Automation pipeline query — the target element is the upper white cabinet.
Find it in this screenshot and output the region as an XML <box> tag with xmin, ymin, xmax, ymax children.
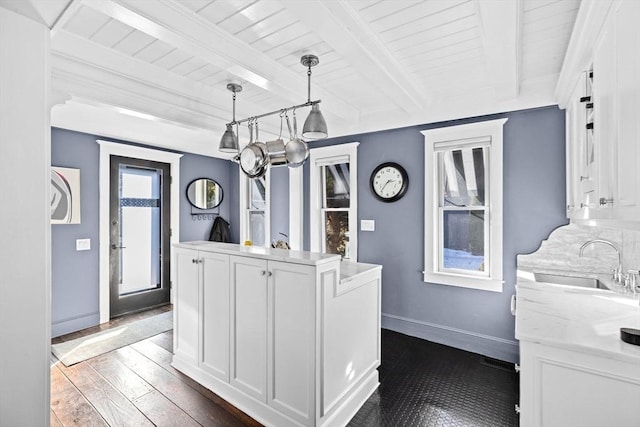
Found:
<box><xmin>612</xmin><ymin>0</ymin><xmax>640</xmax><ymax>216</ymax></box>
<box><xmin>564</xmin><ymin>0</ymin><xmax>640</xmax><ymax>223</ymax></box>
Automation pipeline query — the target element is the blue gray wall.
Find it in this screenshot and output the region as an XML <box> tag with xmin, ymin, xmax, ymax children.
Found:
<box><xmin>52</xmin><ymin>105</ymin><xmax>567</xmax><ymax>360</ymax></box>
<box><xmin>297</xmin><ymin>106</ymin><xmax>567</xmax><ymax>362</ymax></box>
<box><xmin>51</xmin><ymin>128</ymin><xmax>234</xmax><ymax>337</ymax></box>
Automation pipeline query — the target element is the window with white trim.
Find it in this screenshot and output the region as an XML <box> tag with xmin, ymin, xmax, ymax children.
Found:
<box><xmin>239</xmin><ymin>170</ymin><xmax>270</xmax><ymax>247</ymax></box>
<box><xmin>309</xmin><ymin>143</ymin><xmax>358</xmax><ymax>260</ymax></box>
<box><xmin>422</xmin><ymin>119</ymin><xmax>507</xmax><ymax>292</ymax></box>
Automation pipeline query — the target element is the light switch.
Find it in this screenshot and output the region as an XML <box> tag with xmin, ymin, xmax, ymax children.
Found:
<box><xmin>76</xmin><ymin>238</ymin><xmax>91</xmax><ymax>251</ymax></box>
<box><xmin>361</xmin><ymin>220</ymin><xmax>375</xmax><ymax>231</ymax></box>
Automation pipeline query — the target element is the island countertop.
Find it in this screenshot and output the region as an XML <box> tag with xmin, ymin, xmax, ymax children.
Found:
<box><xmin>175</xmin><ymin>241</ymin><xmax>341</xmax><ymax>266</ymax></box>
<box><xmin>516</xmin><ymin>278</ymin><xmax>640</xmax><ymax>364</ymax></box>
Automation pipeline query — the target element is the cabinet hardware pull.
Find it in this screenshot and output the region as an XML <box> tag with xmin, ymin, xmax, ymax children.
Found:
<box><xmin>599</xmin><ymin>197</ymin><xmax>613</xmax><ymax>206</ymax></box>
<box><xmin>268</xmin><ymin>271</ymin><xmax>273</xmax><ymax>277</ymax></box>
<box><xmin>192</xmin><ymin>259</ymin><xmax>196</xmax><ymax>263</ymax></box>
<box><xmin>260</xmin><ymin>270</ymin><xmax>266</xmax><ymax>276</ymax></box>
<box><xmin>580</xmin><ymin>96</ymin><xmax>591</xmax><ymax>102</ymax></box>
<box><xmin>586</xmin><ymin>122</ymin><xmax>594</xmax><ymax>130</ymax></box>
<box><xmin>515</xmin><ymin>363</ymin><xmax>520</xmax><ymax>373</ymax></box>
<box><xmin>579</xmin><ymin>176</ymin><xmax>589</xmax><ymax>181</ymax></box>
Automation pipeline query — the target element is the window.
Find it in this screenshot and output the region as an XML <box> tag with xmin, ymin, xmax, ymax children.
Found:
<box><xmin>239</xmin><ymin>170</ymin><xmax>270</xmax><ymax>247</ymax></box>
<box><xmin>309</xmin><ymin>143</ymin><xmax>358</xmax><ymax>260</ymax></box>
<box><xmin>422</xmin><ymin>119</ymin><xmax>507</xmax><ymax>292</ymax></box>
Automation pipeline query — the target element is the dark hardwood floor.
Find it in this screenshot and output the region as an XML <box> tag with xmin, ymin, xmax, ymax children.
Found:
<box><xmin>52</xmin><ymin>307</ymin><xmax>519</xmax><ymax>427</ymax></box>
<box><xmin>50</xmin><ymin>306</ymin><xmax>261</xmax><ymax>427</ymax></box>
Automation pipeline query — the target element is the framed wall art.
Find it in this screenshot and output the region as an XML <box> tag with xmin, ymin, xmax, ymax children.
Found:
<box><xmin>51</xmin><ymin>167</ymin><xmax>81</xmax><ymax>224</ymax></box>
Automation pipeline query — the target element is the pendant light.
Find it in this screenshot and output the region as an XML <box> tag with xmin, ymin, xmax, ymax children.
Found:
<box><xmin>301</xmin><ymin>55</ymin><xmax>328</xmax><ymax>140</ymax></box>
<box><xmin>218</xmin><ymin>83</ymin><xmax>242</xmax><ymax>152</ymax></box>
<box><xmin>218</xmin><ymin>54</ymin><xmax>328</xmax><ymax>175</ymax></box>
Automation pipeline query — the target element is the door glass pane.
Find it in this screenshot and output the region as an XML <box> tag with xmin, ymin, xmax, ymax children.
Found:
<box><xmin>442</xmin><ymin>210</ymin><xmax>485</xmax><ymax>272</ymax></box>
<box><xmin>323</xmin><ymin>163</ymin><xmax>350</xmax><ymax>208</ymax></box>
<box><xmin>324</xmin><ymin>211</ymin><xmax>350</xmax><ymax>258</ymax></box>
<box><xmin>441</xmin><ymin>147</ymin><xmax>485</xmax><ymax>207</ymax></box>
<box><xmin>119</xmin><ymin>166</ymin><xmax>161</xmax><ymax>295</ymax></box>
<box><xmin>250</xmin><ymin>211</ymin><xmax>265</xmax><ymax>247</ymax></box>
<box><xmin>250</xmin><ymin>177</ymin><xmax>266</xmax><ymax>210</ymax></box>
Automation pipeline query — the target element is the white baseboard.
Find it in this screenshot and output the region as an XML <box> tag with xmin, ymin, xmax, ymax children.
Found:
<box><xmin>51</xmin><ymin>312</ymin><xmax>100</xmax><ymax>338</ymax></box>
<box><xmin>381</xmin><ymin>312</ymin><xmax>519</xmax><ymax>363</ymax></box>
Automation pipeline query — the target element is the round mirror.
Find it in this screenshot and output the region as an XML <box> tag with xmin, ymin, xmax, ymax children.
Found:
<box><xmin>186</xmin><ymin>178</ymin><xmax>223</xmax><ymax>209</ymax></box>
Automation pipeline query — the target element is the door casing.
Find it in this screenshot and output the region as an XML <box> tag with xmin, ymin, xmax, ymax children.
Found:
<box><xmin>98</xmin><ymin>140</ymin><xmax>182</xmax><ymax>323</ymax></box>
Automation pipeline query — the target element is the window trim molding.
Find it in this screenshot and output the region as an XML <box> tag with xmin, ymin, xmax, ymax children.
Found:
<box><xmin>309</xmin><ymin>142</ymin><xmax>359</xmax><ymax>261</ymax></box>
<box><xmin>239</xmin><ymin>167</ymin><xmax>270</xmax><ymax>247</ymax></box>
<box><xmin>422</xmin><ymin>119</ymin><xmax>507</xmax><ymax>292</ymax></box>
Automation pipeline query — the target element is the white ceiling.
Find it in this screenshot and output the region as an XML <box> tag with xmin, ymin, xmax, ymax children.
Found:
<box><xmin>13</xmin><ymin>0</ymin><xmax>581</xmax><ymax>157</ymax></box>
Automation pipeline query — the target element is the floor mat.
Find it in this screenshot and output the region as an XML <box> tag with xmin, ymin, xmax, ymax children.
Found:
<box><xmin>51</xmin><ymin>311</ymin><xmax>173</xmax><ymax>366</ymax></box>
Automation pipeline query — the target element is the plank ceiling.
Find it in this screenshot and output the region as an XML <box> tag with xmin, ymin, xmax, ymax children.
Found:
<box><xmin>21</xmin><ymin>0</ymin><xmax>582</xmax><ymax>156</ymax></box>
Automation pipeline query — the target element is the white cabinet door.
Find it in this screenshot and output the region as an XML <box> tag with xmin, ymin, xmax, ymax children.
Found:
<box><xmin>230</xmin><ymin>255</ymin><xmax>268</xmax><ymax>402</ymax></box>
<box><xmin>565</xmin><ymin>72</ymin><xmax>591</xmax><ymax>219</ymax></box>
<box><xmin>592</xmin><ymin>17</ymin><xmax>616</xmax><ymax>211</ymax></box>
<box><xmin>267</xmin><ymin>261</ymin><xmax>315</xmax><ymax>424</ymax></box>
<box><xmin>174</xmin><ymin>247</ymin><xmax>199</xmax><ymax>364</ymax></box>
<box><xmin>613</xmin><ymin>0</ymin><xmax>640</xmax><ymax>216</ymax></box>
<box><xmin>520</xmin><ymin>341</ymin><xmax>640</xmax><ymax>427</ymax></box>
<box><xmin>200</xmin><ymin>252</ymin><xmax>230</xmax><ymax>381</ymax></box>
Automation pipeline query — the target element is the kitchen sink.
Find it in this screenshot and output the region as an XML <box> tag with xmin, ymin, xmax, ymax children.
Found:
<box><xmin>533</xmin><ymin>272</ymin><xmax>609</xmax><ymax>290</ymax></box>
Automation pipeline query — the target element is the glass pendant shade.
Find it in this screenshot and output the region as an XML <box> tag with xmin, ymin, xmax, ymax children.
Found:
<box><xmin>302</xmin><ymin>104</ymin><xmax>328</xmax><ymax>140</ymax></box>
<box><xmin>219</xmin><ymin>124</ymin><xmax>239</xmax><ymax>152</ymax></box>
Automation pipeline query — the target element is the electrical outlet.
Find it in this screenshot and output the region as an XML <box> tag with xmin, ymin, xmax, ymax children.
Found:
<box><xmin>76</xmin><ymin>238</ymin><xmax>91</xmax><ymax>251</ymax></box>
<box><xmin>361</xmin><ymin>220</ymin><xmax>375</xmax><ymax>231</ymax></box>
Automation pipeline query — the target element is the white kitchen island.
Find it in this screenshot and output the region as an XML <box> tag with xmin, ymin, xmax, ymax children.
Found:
<box><xmin>172</xmin><ymin>241</ymin><xmax>382</xmax><ymax>427</ymax></box>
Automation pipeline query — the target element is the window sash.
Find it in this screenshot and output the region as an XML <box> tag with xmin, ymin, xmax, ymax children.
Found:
<box><xmin>437</xmin><ymin>207</ymin><xmax>490</xmax><ymax>277</ymax></box>
<box><xmin>437</xmin><ymin>144</ymin><xmax>490</xmax><ymax>277</ymax></box>
<box><xmin>321</xmin><ymin>208</ymin><xmax>350</xmax><ymax>257</ymax></box>
<box><xmin>239</xmin><ymin>169</ymin><xmax>270</xmax><ymax>247</ymax></box>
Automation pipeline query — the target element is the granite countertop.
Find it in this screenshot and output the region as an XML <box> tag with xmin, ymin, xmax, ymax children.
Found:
<box><xmin>175</xmin><ymin>241</ymin><xmax>341</xmax><ymax>266</ymax></box>
<box><xmin>516</xmin><ymin>278</ymin><xmax>640</xmax><ymax>363</ymax></box>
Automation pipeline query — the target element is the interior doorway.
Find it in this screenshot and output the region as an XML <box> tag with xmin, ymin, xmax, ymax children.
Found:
<box><xmin>109</xmin><ymin>156</ymin><xmax>171</xmax><ymax>318</ymax></box>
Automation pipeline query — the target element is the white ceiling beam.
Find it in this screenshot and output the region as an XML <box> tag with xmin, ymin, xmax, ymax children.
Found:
<box><xmin>280</xmin><ymin>0</ymin><xmax>429</xmax><ymax>113</ymax></box>
<box><xmin>50</xmin><ymin>0</ymin><xmax>81</xmax><ymax>36</ymax></box>
<box><xmin>80</xmin><ymin>0</ymin><xmax>358</xmax><ymax>126</ymax></box>
<box><xmin>475</xmin><ymin>0</ymin><xmax>522</xmax><ymax>101</ymax></box>
<box><xmin>51</xmin><ymin>29</ymin><xmax>283</xmax><ymax>137</ymax></box>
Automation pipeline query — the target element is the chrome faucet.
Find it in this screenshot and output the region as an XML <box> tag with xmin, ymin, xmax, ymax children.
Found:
<box><xmin>579</xmin><ymin>239</ymin><xmax>623</xmax><ymax>284</ymax></box>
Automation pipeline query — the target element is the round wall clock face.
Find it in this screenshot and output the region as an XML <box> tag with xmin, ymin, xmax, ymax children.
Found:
<box><xmin>370</xmin><ymin>162</ymin><xmax>409</xmax><ymax>202</ymax></box>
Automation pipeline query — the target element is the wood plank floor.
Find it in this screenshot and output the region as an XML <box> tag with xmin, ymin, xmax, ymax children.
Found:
<box><xmin>51</xmin><ymin>306</ymin><xmax>261</xmax><ymax>427</ymax></box>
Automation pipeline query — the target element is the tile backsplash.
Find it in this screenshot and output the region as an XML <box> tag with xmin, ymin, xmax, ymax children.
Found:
<box><xmin>517</xmin><ymin>223</ymin><xmax>640</xmax><ymax>275</ymax></box>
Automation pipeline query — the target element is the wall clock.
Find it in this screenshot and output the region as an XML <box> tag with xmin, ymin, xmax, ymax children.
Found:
<box><xmin>370</xmin><ymin>162</ymin><xmax>409</xmax><ymax>202</ymax></box>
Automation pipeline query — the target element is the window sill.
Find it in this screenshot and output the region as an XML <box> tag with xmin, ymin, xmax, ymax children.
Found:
<box><xmin>423</xmin><ymin>272</ymin><xmax>503</xmax><ymax>292</ymax></box>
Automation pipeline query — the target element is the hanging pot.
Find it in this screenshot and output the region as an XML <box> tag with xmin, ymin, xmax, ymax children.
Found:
<box><xmin>239</xmin><ymin>143</ymin><xmax>268</xmax><ymax>178</ymax></box>
<box><xmin>239</xmin><ymin>120</ymin><xmax>269</xmax><ymax>178</ymax></box>
<box><xmin>266</xmin><ymin>139</ymin><xmax>287</xmax><ymax>167</ymax></box>
<box><xmin>285</xmin><ymin>113</ymin><xmax>309</xmax><ymax>168</ymax></box>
